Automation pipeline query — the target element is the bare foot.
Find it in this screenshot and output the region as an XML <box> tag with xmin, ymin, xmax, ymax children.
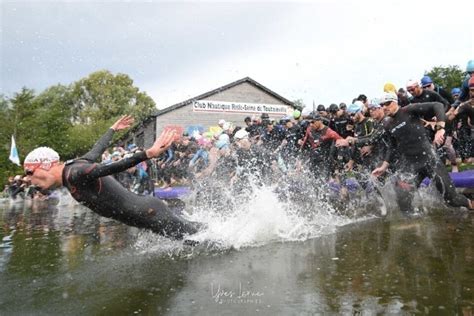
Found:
<box><xmin>451</xmin><ymin>165</ymin><xmax>459</xmax><ymax>173</ymax></box>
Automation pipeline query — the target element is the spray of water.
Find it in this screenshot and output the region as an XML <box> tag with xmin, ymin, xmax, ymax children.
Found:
<box><xmin>134</xmin><ymin>169</ymin><xmax>382</xmax><ymax>255</ymax></box>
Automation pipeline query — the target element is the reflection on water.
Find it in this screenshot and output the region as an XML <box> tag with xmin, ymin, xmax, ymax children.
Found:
<box><xmin>0</xmin><ymin>199</ymin><xmax>473</xmax><ymax>315</ymax></box>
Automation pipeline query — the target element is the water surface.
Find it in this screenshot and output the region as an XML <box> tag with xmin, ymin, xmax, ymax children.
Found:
<box><xmin>0</xmin><ymin>198</ymin><xmax>473</xmax><ymax>315</ymax></box>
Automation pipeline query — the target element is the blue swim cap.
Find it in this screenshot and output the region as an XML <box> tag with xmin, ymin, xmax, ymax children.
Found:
<box><xmin>421</xmin><ymin>75</ymin><xmax>433</xmax><ymax>87</ymax></box>
<box><xmin>347</xmin><ymin>102</ymin><xmax>363</xmax><ymax>114</ymax></box>
<box><xmin>451</xmin><ymin>87</ymin><xmax>461</xmax><ymax>95</ymax></box>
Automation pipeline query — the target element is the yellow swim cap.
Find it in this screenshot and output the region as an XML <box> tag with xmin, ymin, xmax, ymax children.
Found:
<box><xmin>383</xmin><ymin>82</ymin><xmax>397</xmax><ymax>93</ymax></box>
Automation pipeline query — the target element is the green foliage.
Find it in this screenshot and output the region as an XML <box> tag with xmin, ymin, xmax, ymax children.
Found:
<box><xmin>0</xmin><ymin>70</ymin><xmax>158</xmax><ymax>186</ymax></box>
<box><xmin>292</xmin><ymin>99</ymin><xmax>305</xmax><ymax>111</ymax></box>
<box><xmin>32</xmin><ymin>85</ymin><xmax>75</xmax><ymax>158</ymax></box>
<box><xmin>70</xmin><ymin>70</ymin><xmax>156</xmax><ymax>123</ymax></box>
<box><xmin>0</xmin><ymin>93</ymin><xmax>24</xmax><ymax>183</ymax></box>
<box><xmin>425</xmin><ymin>65</ymin><xmax>465</xmax><ymax>92</ymax></box>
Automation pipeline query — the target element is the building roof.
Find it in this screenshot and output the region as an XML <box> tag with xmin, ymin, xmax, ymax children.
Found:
<box><xmin>152</xmin><ymin>76</ymin><xmax>294</xmax><ymax>118</ymax></box>
<box><xmin>121</xmin><ymin>76</ymin><xmax>294</xmax><ymax>139</ymax></box>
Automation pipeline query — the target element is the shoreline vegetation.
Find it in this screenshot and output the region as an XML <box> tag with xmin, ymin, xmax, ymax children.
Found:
<box><xmin>0</xmin><ymin>65</ymin><xmax>468</xmax><ymax>185</ymax></box>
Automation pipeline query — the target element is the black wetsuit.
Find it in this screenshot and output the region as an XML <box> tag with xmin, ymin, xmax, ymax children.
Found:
<box><xmin>330</xmin><ymin>115</ymin><xmax>352</xmax><ymax>138</ymax></box>
<box><xmin>351</xmin><ymin>119</ymin><xmax>391</xmax><ymax>170</ymax></box>
<box><xmin>457</xmin><ymin>99</ymin><xmax>474</xmax><ymax>122</ymax></box>
<box><xmin>410</xmin><ymin>90</ymin><xmax>450</xmax><ymax>110</ymax></box>
<box><xmin>435</xmin><ymin>85</ymin><xmax>455</xmax><ymax>105</ymax></box>
<box><xmin>383</xmin><ymin>102</ymin><xmax>469</xmax><ymax>208</ymax></box>
<box><xmin>62</xmin><ymin>128</ymin><xmax>199</xmax><ymax>239</ymax></box>
<box><xmin>456</xmin><ymin>100</ymin><xmax>474</xmax><ymax>159</ymax></box>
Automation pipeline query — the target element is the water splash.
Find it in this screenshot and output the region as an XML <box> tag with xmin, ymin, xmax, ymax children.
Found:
<box><xmin>134</xmin><ymin>179</ymin><xmax>368</xmax><ymax>255</ymax></box>
<box><xmin>184</xmin><ymin>185</ymin><xmax>353</xmax><ymax>249</ymax></box>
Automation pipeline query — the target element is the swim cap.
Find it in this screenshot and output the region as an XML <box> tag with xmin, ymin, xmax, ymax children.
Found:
<box><xmin>234</xmin><ymin>129</ymin><xmax>249</xmax><ymax>140</ymax></box>
<box><xmin>24</xmin><ymin>147</ymin><xmax>60</xmax><ymax>171</ymax></box>
<box><xmin>328</xmin><ymin>103</ymin><xmax>339</xmax><ymax>113</ymax></box>
<box><xmin>308</xmin><ymin>112</ymin><xmax>322</xmax><ymax>121</ymax></box>
<box><xmin>347</xmin><ymin>103</ymin><xmax>363</xmax><ymax>114</ymax></box>
<box><xmin>293</xmin><ymin>110</ymin><xmax>301</xmax><ymax>119</ymax></box>
<box><xmin>279</xmin><ymin>116</ymin><xmax>292</xmax><ymax>125</ymax></box>
<box><xmin>222</xmin><ymin>122</ymin><xmax>231</xmax><ymax>131</ymax></box>
<box><xmin>197</xmin><ymin>137</ymin><xmax>212</xmax><ymax>146</ymax></box>
<box><xmin>466</xmin><ymin>60</ymin><xmax>474</xmax><ymax>73</ymax></box>
<box><xmin>451</xmin><ymin>87</ymin><xmax>461</xmax><ymax>95</ymax></box>
<box><xmin>368</xmin><ymin>98</ymin><xmax>381</xmax><ymax>109</ymax></box>
<box><xmin>379</xmin><ymin>92</ymin><xmax>398</xmax><ymax>104</ymax></box>
<box><xmin>421</xmin><ymin>75</ymin><xmax>433</xmax><ymax>87</ymax></box>
<box><xmin>383</xmin><ymin>82</ymin><xmax>397</xmax><ymax>93</ymax></box>
<box><xmin>215</xmin><ymin>133</ymin><xmax>230</xmax><ymax>149</ymax></box>
<box><xmin>406</xmin><ymin>79</ymin><xmax>419</xmax><ymax>88</ymax></box>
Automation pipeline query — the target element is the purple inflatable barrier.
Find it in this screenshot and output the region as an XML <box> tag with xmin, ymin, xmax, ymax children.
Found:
<box><xmin>155</xmin><ymin>187</ymin><xmax>192</xmax><ymax>199</ymax></box>
<box><xmin>328</xmin><ymin>178</ymin><xmax>361</xmax><ymax>194</ymax></box>
<box><xmin>421</xmin><ymin>170</ymin><xmax>474</xmax><ymax>188</ymax></box>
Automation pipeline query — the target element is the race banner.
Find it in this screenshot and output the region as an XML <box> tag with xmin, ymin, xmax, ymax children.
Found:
<box><xmin>192</xmin><ymin>100</ymin><xmax>291</xmax><ymax>115</ymax></box>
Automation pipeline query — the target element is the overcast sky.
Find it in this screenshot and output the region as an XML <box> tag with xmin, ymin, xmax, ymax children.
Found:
<box><xmin>1</xmin><ymin>0</ymin><xmax>473</xmax><ymax>109</ymax></box>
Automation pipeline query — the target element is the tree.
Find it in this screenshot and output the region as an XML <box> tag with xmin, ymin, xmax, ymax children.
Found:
<box><xmin>8</xmin><ymin>88</ymin><xmax>37</xmax><ymax>155</ymax></box>
<box><xmin>0</xmin><ymin>95</ymin><xmax>17</xmax><ymax>183</ymax></box>
<box><xmin>32</xmin><ymin>85</ymin><xmax>75</xmax><ymax>158</ymax></box>
<box><xmin>0</xmin><ymin>90</ymin><xmax>35</xmax><ymax>184</ymax></box>
<box><xmin>70</xmin><ymin>70</ymin><xmax>156</xmax><ymax>123</ymax></box>
<box><xmin>424</xmin><ymin>65</ymin><xmax>464</xmax><ymax>93</ymax></box>
<box><xmin>292</xmin><ymin>99</ymin><xmax>305</xmax><ymax>111</ymax></box>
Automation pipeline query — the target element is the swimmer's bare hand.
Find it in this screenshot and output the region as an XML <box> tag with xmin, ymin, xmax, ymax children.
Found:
<box><xmin>336</xmin><ymin>139</ymin><xmax>350</xmax><ymax>147</ymax></box>
<box><xmin>111</xmin><ymin>115</ymin><xmax>135</xmax><ymax>131</ymax></box>
<box><xmin>146</xmin><ymin>130</ymin><xmax>176</xmax><ymax>158</ymax></box>
<box><xmin>434</xmin><ymin>129</ymin><xmax>445</xmax><ymax>146</ymax></box>
<box><xmin>371</xmin><ymin>161</ymin><xmax>389</xmax><ymax>177</ymax></box>
<box><xmin>360</xmin><ymin>145</ymin><xmax>372</xmax><ymax>156</ymax></box>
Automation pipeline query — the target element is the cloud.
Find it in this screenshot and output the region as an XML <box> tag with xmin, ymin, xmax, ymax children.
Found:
<box><xmin>1</xmin><ymin>1</ymin><xmax>472</xmax><ymax>109</ymax></box>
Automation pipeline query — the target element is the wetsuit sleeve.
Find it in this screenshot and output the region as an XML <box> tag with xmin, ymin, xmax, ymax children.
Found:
<box><xmin>456</xmin><ymin>101</ymin><xmax>474</xmax><ymax>122</ymax></box>
<box><xmin>439</xmin><ymin>88</ymin><xmax>454</xmax><ymax>105</ymax></box>
<box><xmin>434</xmin><ymin>92</ymin><xmax>450</xmax><ymax>110</ymax></box>
<box><xmin>354</xmin><ymin>123</ymin><xmax>385</xmax><ymax>147</ymax></box>
<box><xmin>81</xmin><ymin>128</ymin><xmax>115</xmax><ymax>162</ymax></box>
<box><xmin>458</xmin><ymin>79</ymin><xmax>470</xmax><ymax>102</ymax></box>
<box><xmin>405</xmin><ymin>102</ymin><xmax>446</xmax><ymax>122</ymax></box>
<box><xmin>83</xmin><ymin>151</ymin><xmax>149</xmax><ymax>180</ymax></box>
<box><xmin>381</xmin><ymin>118</ymin><xmax>396</xmax><ymax>164</ymax></box>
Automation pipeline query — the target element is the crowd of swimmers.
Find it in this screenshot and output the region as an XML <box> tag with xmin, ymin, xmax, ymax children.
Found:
<box><xmin>3</xmin><ymin>63</ymin><xmax>474</xmax><ymax>215</ymax></box>
<box><xmin>99</xmin><ymin>73</ymin><xmax>473</xmax><ymax>204</ymax></box>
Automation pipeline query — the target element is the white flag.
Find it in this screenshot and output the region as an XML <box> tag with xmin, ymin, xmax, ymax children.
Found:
<box><xmin>9</xmin><ymin>135</ymin><xmax>21</xmax><ymax>166</ymax></box>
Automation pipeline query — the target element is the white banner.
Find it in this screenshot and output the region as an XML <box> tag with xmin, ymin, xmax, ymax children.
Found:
<box><xmin>192</xmin><ymin>100</ymin><xmax>291</xmax><ymax>115</ymax></box>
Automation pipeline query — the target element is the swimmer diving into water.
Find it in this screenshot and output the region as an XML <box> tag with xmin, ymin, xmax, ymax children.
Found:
<box><xmin>24</xmin><ymin>115</ymin><xmax>199</xmax><ymax>239</ymax></box>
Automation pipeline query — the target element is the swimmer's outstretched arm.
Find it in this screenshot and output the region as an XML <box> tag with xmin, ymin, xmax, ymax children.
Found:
<box><xmin>81</xmin><ymin>129</ymin><xmax>176</xmax><ymax>180</ymax></box>
<box><xmin>81</xmin><ymin>115</ymin><xmax>135</xmax><ymax>162</ymax></box>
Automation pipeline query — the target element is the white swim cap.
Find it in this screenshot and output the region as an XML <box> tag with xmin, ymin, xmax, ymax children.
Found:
<box><xmin>24</xmin><ymin>147</ymin><xmax>60</xmax><ymax>171</ymax></box>
<box><xmin>234</xmin><ymin>129</ymin><xmax>249</xmax><ymax>140</ymax></box>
